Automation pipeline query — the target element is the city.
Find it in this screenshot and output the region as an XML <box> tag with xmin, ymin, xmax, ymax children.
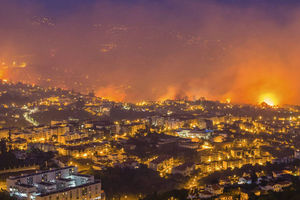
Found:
<box><xmin>1</xmin><ymin>0</ymin><xmax>300</xmax><ymax>200</ymax></box>
<box><xmin>0</xmin><ymin>80</ymin><xmax>300</xmax><ymax>199</ymax></box>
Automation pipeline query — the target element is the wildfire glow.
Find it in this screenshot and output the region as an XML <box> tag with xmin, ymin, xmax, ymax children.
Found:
<box><xmin>0</xmin><ymin>67</ymin><xmax>8</xmax><ymax>81</ymax></box>
<box><xmin>259</xmin><ymin>93</ymin><xmax>278</xmax><ymax>106</ymax></box>
<box><xmin>226</xmin><ymin>98</ymin><xmax>231</xmax><ymax>104</ymax></box>
<box><xmin>95</xmin><ymin>85</ymin><xmax>126</xmax><ymax>102</ymax></box>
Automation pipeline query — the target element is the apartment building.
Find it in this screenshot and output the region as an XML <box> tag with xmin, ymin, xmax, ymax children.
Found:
<box><xmin>7</xmin><ymin>166</ymin><xmax>102</xmax><ymax>200</ymax></box>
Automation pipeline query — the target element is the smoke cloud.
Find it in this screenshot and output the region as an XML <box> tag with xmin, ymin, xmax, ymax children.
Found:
<box><xmin>1</xmin><ymin>0</ymin><xmax>300</xmax><ymax>104</ymax></box>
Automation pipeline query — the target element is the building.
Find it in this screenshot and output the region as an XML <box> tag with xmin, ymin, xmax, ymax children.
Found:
<box><xmin>57</xmin><ymin>131</ymin><xmax>89</xmax><ymax>145</ymax></box>
<box><xmin>0</xmin><ymin>128</ymin><xmax>9</xmax><ymax>139</ymax></box>
<box><xmin>206</xmin><ymin>184</ymin><xmax>224</xmax><ymax>195</ymax></box>
<box><xmin>149</xmin><ymin>156</ymin><xmax>174</xmax><ymax>171</ymax></box>
<box><xmin>7</xmin><ymin>166</ymin><xmax>102</xmax><ymax>200</ymax></box>
<box><xmin>120</xmin><ymin>122</ymin><xmax>145</xmax><ymax>136</ymax></box>
<box><xmin>175</xmin><ymin>128</ymin><xmax>213</xmax><ymax>140</ymax></box>
<box><xmin>294</xmin><ymin>150</ymin><xmax>300</xmax><ymax>159</ymax></box>
<box><xmin>172</xmin><ymin>163</ymin><xmax>195</xmax><ymax>176</ymax></box>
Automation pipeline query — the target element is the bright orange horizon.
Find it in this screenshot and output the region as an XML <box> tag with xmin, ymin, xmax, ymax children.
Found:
<box><xmin>1</xmin><ymin>1</ymin><xmax>300</xmax><ymax>105</ymax></box>
<box><xmin>0</xmin><ymin>75</ymin><xmax>294</xmax><ymax>106</ymax></box>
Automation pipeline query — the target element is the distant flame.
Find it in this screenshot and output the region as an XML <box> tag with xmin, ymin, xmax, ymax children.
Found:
<box><xmin>259</xmin><ymin>93</ymin><xmax>278</xmax><ymax>106</ymax></box>
<box><xmin>0</xmin><ymin>67</ymin><xmax>8</xmax><ymax>81</ymax></box>
<box><xmin>96</xmin><ymin>85</ymin><xmax>126</xmax><ymax>102</ymax></box>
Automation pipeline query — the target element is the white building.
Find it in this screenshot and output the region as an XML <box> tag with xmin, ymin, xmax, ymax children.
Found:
<box><xmin>7</xmin><ymin>166</ymin><xmax>102</xmax><ymax>200</ymax></box>
<box><xmin>176</xmin><ymin>128</ymin><xmax>212</xmax><ymax>140</ymax></box>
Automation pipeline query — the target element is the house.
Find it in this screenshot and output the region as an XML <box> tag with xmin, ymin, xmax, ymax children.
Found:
<box><xmin>215</xmin><ymin>194</ymin><xmax>233</xmax><ymax>200</ymax></box>
<box><xmin>277</xmin><ymin>181</ymin><xmax>292</xmax><ymax>189</ymax></box>
<box><xmin>172</xmin><ymin>163</ymin><xmax>195</xmax><ymax>176</ymax></box>
<box><xmin>178</xmin><ymin>140</ymin><xmax>199</xmax><ymax>149</ymax></box>
<box><xmin>260</xmin><ymin>181</ymin><xmax>291</xmax><ymax>192</ymax></box>
<box><xmin>198</xmin><ymin>191</ymin><xmax>214</xmax><ymax>199</ymax></box>
<box><xmin>238</xmin><ymin>177</ymin><xmax>252</xmax><ymax>185</ymax></box>
<box><xmin>148</xmin><ymin>156</ymin><xmax>174</xmax><ymax>171</ymax></box>
<box><xmin>206</xmin><ymin>184</ymin><xmax>224</xmax><ymax>195</ymax></box>
<box><xmin>118</xmin><ymin>160</ymin><xmax>139</xmax><ymax>169</ymax></box>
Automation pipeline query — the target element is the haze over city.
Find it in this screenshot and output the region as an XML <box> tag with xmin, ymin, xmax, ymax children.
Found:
<box><xmin>1</xmin><ymin>1</ymin><xmax>300</xmax><ymax>200</ymax></box>
<box><xmin>1</xmin><ymin>0</ymin><xmax>300</xmax><ymax>104</ymax></box>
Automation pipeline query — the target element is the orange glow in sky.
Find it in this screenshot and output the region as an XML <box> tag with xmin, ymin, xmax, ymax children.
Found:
<box><xmin>258</xmin><ymin>93</ymin><xmax>278</xmax><ymax>106</ymax></box>
<box><xmin>0</xmin><ymin>67</ymin><xmax>8</xmax><ymax>81</ymax></box>
<box><xmin>96</xmin><ymin>85</ymin><xmax>126</xmax><ymax>102</ymax></box>
<box><xmin>2</xmin><ymin>1</ymin><xmax>300</xmax><ymax>105</ymax></box>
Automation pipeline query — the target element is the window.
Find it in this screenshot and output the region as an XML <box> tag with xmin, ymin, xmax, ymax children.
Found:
<box><xmin>69</xmin><ymin>168</ymin><xmax>74</xmax><ymax>175</ymax></box>
<box><xmin>82</xmin><ymin>188</ymin><xmax>88</xmax><ymax>196</ymax></box>
<box><xmin>42</xmin><ymin>174</ymin><xmax>48</xmax><ymax>182</ymax></box>
<box><xmin>27</xmin><ymin>177</ymin><xmax>33</xmax><ymax>185</ymax></box>
<box><xmin>55</xmin><ymin>171</ymin><xmax>62</xmax><ymax>179</ymax></box>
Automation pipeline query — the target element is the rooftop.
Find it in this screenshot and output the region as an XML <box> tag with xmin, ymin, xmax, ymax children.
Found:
<box><xmin>8</xmin><ymin>166</ymin><xmax>75</xmax><ymax>180</ymax></box>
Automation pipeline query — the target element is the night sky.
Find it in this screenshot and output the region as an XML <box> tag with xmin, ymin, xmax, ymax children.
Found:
<box><xmin>1</xmin><ymin>0</ymin><xmax>300</xmax><ymax>104</ymax></box>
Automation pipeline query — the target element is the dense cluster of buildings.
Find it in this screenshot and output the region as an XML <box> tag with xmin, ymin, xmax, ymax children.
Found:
<box><xmin>1</xmin><ymin>82</ymin><xmax>300</xmax><ymax>199</ymax></box>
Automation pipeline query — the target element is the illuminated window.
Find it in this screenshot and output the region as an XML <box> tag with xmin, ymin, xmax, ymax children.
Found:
<box><xmin>69</xmin><ymin>168</ymin><xmax>73</xmax><ymax>175</ymax></box>
<box><xmin>27</xmin><ymin>177</ymin><xmax>33</xmax><ymax>185</ymax></box>
<box><xmin>82</xmin><ymin>188</ymin><xmax>88</xmax><ymax>196</ymax></box>
<box><xmin>55</xmin><ymin>171</ymin><xmax>62</xmax><ymax>179</ymax></box>
<box><xmin>42</xmin><ymin>174</ymin><xmax>48</xmax><ymax>182</ymax></box>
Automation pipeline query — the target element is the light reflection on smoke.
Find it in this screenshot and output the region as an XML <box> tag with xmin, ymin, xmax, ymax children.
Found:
<box><xmin>0</xmin><ymin>0</ymin><xmax>299</xmax><ymax>104</ymax></box>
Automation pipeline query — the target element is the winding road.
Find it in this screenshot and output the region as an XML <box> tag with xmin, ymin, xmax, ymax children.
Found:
<box><xmin>23</xmin><ymin>106</ymin><xmax>39</xmax><ymax>126</ymax></box>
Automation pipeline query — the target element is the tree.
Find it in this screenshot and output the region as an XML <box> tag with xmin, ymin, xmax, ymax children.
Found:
<box><xmin>0</xmin><ymin>139</ymin><xmax>7</xmax><ymax>154</ymax></box>
<box><xmin>251</xmin><ymin>171</ymin><xmax>258</xmax><ymax>184</ymax></box>
<box><xmin>0</xmin><ymin>190</ymin><xmax>15</xmax><ymax>200</ymax></box>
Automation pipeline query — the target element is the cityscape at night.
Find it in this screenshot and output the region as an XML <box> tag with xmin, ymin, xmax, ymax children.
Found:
<box><xmin>1</xmin><ymin>0</ymin><xmax>300</xmax><ymax>200</ymax></box>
